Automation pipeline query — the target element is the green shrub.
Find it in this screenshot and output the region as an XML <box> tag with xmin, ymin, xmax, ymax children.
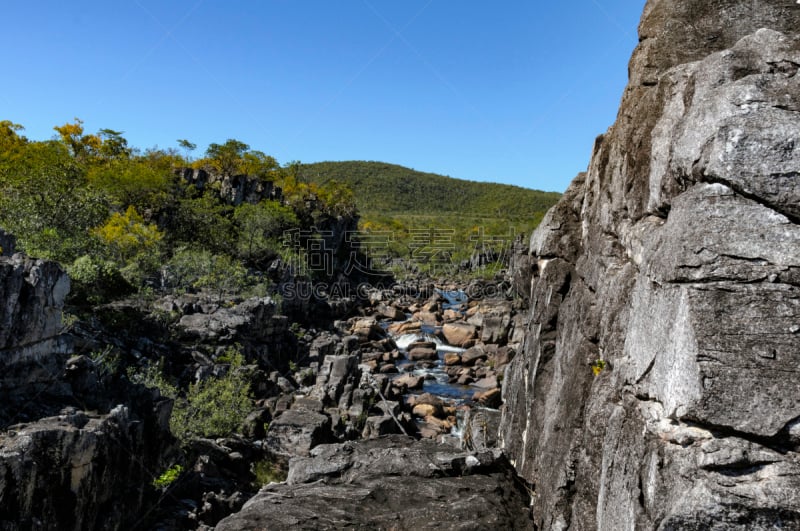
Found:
<box><xmin>166</xmin><ymin>247</ymin><xmax>249</xmax><ymax>300</ymax></box>
<box><xmin>67</xmin><ymin>254</ymin><xmax>134</xmax><ymax>304</ymax></box>
<box><xmin>169</xmin><ymin>349</ymin><xmax>252</xmax><ymax>443</ymax></box>
<box><xmin>152</xmin><ymin>464</ymin><xmax>183</xmax><ymax>489</ymax></box>
<box><xmin>127</xmin><ymin>359</ymin><xmax>179</xmax><ymax>399</ymax></box>
<box><xmin>252</xmin><ymin>459</ymin><xmax>286</xmax><ymax>487</ymax></box>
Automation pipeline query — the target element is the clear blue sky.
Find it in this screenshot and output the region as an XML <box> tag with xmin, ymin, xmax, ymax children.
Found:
<box><xmin>1</xmin><ymin>1</ymin><xmax>646</xmax><ymax>192</ymax></box>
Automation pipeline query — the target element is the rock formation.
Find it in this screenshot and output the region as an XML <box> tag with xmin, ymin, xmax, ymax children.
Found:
<box><xmin>0</xmin><ymin>253</ymin><xmax>175</xmax><ymax>530</ymax></box>
<box><xmin>501</xmin><ymin>0</ymin><xmax>800</xmax><ymax>528</ymax></box>
<box><xmin>215</xmin><ymin>436</ymin><xmax>533</xmax><ymax>530</ymax></box>
<box><xmin>0</xmin><ymin>255</ymin><xmax>71</xmax><ymax>411</ymax></box>
<box><xmin>176</xmin><ymin>168</ymin><xmax>281</xmax><ymax>206</ymax></box>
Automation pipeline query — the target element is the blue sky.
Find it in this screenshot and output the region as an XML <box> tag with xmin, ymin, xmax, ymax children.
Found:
<box><xmin>1</xmin><ymin>1</ymin><xmax>646</xmax><ymax>192</ymax></box>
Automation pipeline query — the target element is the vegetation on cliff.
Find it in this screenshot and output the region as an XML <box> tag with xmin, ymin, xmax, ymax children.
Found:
<box><xmin>0</xmin><ymin>119</ymin><xmax>355</xmax><ymax>303</ymax></box>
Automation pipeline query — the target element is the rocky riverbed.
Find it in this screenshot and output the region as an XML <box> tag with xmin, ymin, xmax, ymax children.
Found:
<box><xmin>0</xmin><ymin>251</ymin><xmax>534</xmax><ymax>529</ymax></box>
<box><xmin>137</xmin><ymin>278</ymin><xmax>535</xmax><ymax>528</ymax></box>
<box><xmin>4</xmin><ymin>1</ymin><xmax>799</xmax><ymax>529</ymax></box>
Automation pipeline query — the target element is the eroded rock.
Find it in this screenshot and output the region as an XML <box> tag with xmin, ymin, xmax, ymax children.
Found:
<box><xmin>215</xmin><ymin>436</ymin><xmax>533</xmax><ymax>530</ymax></box>
<box><xmin>500</xmin><ymin>1</ymin><xmax>800</xmax><ymax>528</ymax></box>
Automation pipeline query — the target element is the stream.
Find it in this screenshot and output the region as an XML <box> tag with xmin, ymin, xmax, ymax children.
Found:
<box><xmin>378</xmin><ymin>289</ymin><xmax>493</xmax><ymax>442</ymax></box>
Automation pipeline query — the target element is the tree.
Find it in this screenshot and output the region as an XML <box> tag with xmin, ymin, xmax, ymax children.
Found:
<box><xmin>172</xmin><ymin>190</ymin><xmax>235</xmax><ymax>254</ymax></box>
<box><xmin>205</xmin><ymin>139</ymin><xmax>250</xmax><ymax>176</ymax></box>
<box><xmin>0</xmin><ymin>140</ymin><xmax>107</xmax><ymax>261</ymax></box>
<box><xmin>53</xmin><ymin>118</ymin><xmax>101</xmax><ymax>162</ymax></box>
<box><xmin>0</xmin><ymin>121</ymin><xmax>27</xmax><ymax>171</ymax></box>
<box><xmin>87</xmin><ymin>158</ymin><xmax>173</xmax><ymax>212</ymax></box>
<box><xmin>233</xmin><ymin>200</ymin><xmax>298</xmax><ymax>265</ymax></box>
<box><xmin>93</xmin><ymin>205</ymin><xmax>164</xmax><ymax>262</ymax></box>
<box><xmin>177</xmin><ymin>139</ymin><xmax>196</xmax><ymax>161</ymax></box>
<box><xmin>97</xmin><ymin>128</ymin><xmax>131</xmax><ymax>159</ymax></box>
<box><xmin>241</xmin><ymin>150</ymin><xmax>279</xmax><ymax>179</ymax></box>
<box><xmin>193</xmin><ymin>254</ymin><xmax>249</xmax><ymax>302</ymax></box>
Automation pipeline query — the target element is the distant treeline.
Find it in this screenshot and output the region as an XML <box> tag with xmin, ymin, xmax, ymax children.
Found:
<box><xmin>298</xmin><ymin>161</ymin><xmax>561</xmax><ymax>218</ymax></box>
<box><xmin>298</xmin><ymin>161</ymin><xmax>561</xmax><ymax>278</ymax></box>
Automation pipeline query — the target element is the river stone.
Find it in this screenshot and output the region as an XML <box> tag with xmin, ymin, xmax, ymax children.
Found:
<box><xmin>443</xmin><ymin>308</ymin><xmax>461</xmax><ymax>321</ymax></box>
<box><xmin>441</xmin><ymin>322</ymin><xmax>477</xmax><ymax>347</ymax></box>
<box><xmin>473</xmin><ymin>388</ymin><xmax>502</xmax><ymax>409</ymax></box>
<box><xmin>413</xmin><ymin>310</ymin><xmax>440</xmax><ymax>325</ymax></box>
<box><xmin>412</xmin><ymin>403</ymin><xmax>440</xmax><ymax>418</ymax></box>
<box><xmin>457</xmin><ymin>373</ymin><xmax>474</xmax><ymax>386</ymax></box>
<box><xmin>387</xmin><ymin>320</ymin><xmax>421</xmax><ymax>334</ymax></box>
<box><xmin>472</xmin><ymin>375</ymin><xmax>498</xmax><ymax>390</ymax></box>
<box><xmin>499</xmin><ymin>2</ymin><xmax>800</xmax><ymax>529</ymax></box>
<box><xmin>350</xmin><ymin>317</ymin><xmax>383</xmax><ymax>340</ymax></box>
<box><xmin>393</xmin><ymin>373</ymin><xmax>425</xmax><ymax>390</ymax></box>
<box><xmin>374</xmin><ymin>302</ymin><xmax>404</xmax><ymax>321</ymax></box>
<box><xmin>444</xmin><ymin>352</ymin><xmax>462</xmax><ymax>365</ymax></box>
<box><xmin>407</xmin><ymin>347</ymin><xmax>438</xmax><ymax>361</ymax></box>
<box><xmin>461</xmin><ymin>345</ymin><xmax>488</xmax><ymax>366</ymax></box>
<box><xmin>408</xmin><ymin>340</ymin><xmax>437</xmax><ymax>350</ymax></box>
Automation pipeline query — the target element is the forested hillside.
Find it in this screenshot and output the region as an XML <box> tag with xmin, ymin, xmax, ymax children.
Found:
<box><xmin>299</xmin><ymin>161</ymin><xmax>560</xmax><ymax>217</ymax></box>
<box><xmin>299</xmin><ymin>161</ymin><xmax>561</xmax><ymax>277</ymax></box>
<box><xmin>0</xmin><ymin>119</ymin><xmax>561</xmax><ymax>290</ymax></box>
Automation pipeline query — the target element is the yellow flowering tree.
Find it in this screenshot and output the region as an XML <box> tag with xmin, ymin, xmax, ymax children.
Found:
<box><xmin>93</xmin><ymin>206</ymin><xmax>163</xmax><ymax>263</ymax></box>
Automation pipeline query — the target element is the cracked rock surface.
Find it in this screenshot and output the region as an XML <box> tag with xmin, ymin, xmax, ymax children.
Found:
<box><xmin>500</xmin><ymin>0</ymin><xmax>800</xmax><ymax>529</ymax></box>
<box><xmin>215</xmin><ymin>435</ymin><xmax>533</xmax><ymax>530</ymax></box>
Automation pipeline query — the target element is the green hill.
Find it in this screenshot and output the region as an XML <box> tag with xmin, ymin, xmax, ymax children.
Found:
<box><xmin>298</xmin><ymin>161</ymin><xmax>560</xmax><ymax>219</ymax></box>
<box><xmin>297</xmin><ymin>161</ymin><xmax>561</xmax><ymax>278</ymax></box>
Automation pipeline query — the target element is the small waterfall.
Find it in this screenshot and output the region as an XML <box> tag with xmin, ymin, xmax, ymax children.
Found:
<box><xmin>394</xmin><ymin>332</ymin><xmax>443</xmax><ymax>351</ymax></box>
<box><xmin>385</xmin><ymin>289</ymin><xmax>474</xmax><ymax>402</ymax></box>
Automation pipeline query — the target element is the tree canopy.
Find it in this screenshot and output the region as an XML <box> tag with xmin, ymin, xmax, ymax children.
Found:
<box><xmin>0</xmin><ymin>119</ymin><xmax>358</xmax><ymax>303</ymax></box>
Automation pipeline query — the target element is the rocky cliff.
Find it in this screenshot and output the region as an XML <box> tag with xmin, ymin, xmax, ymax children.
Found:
<box><xmin>501</xmin><ymin>0</ymin><xmax>800</xmax><ymax>529</ymax></box>
<box><xmin>0</xmin><ymin>253</ymin><xmax>175</xmax><ymax>530</ymax></box>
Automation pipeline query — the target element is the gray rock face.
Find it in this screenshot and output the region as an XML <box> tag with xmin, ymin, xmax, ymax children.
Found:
<box><xmin>0</xmin><ymin>403</ymin><xmax>173</xmax><ymax>531</ymax></box>
<box><xmin>264</xmin><ymin>408</ymin><xmax>333</xmax><ymax>458</ymax></box>
<box><xmin>0</xmin><ymin>251</ymin><xmax>175</xmax><ymax>530</ymax></box>
<box><xmin>177</xmin><ymin>167</ymin><xmax>281</xmax><ymax>206</ymax></box>
<box><xmin>215</xmin><ymin>436</ymin><xmax>533</xmax><ymax>530</ymax></box>
<box><xmin>0</xmin><ymin>255</ymin><xmax>71</xmax><ymax>407</ymax></box>
<box><xmin>176</xmin><ymin>296</ymin><xmax>285</xmax><ymax>343</ymax></box>
<box><xmin>500</xmin><ymin>1</ymin><xmax>800</xmax><ymax>529</ymax></box>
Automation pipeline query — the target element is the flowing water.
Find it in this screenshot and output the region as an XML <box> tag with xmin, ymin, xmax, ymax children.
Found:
<box><xmin>385</xmin><ymin>290</ymin><xmax>476</xmax><ymax>402</ymax></box>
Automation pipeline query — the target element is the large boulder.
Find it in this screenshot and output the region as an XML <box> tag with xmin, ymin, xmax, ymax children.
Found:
<box><xmin>0</xmin><ymin>400</ymin><xmax>174</xmax><ymax>530</ymax></box>
<box><xmin>264</xmin><ymin>408</ymin><xmax>332</xmax><ymax>458</ymax></box>
<box><xmin>215</xmin><ymin>436</ymin><xmax>533</xmax><ymax>530</ymax></box>
<box><xmin>441</xmin><ymin>322</ymin><xmax>477</xmax><ymax>347</ymax></box>
<box><xmin>500</xmin><ymin>1</ymin><xmax>800</xmax><ymax>529</ymax></box>
<box><xmin>310</xmin><ymin>354</ymin><xmax>361</xmax><ymax>407</ymax></box>
<box><xmin>0</xmin><ymin>252</ymin><xmax>177</xmax><ymax>530</ymax></box>
<box><xmin>176</xmin><ymin>296</ymin><xmax>285</xmax><ymax>343</ymax></box>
